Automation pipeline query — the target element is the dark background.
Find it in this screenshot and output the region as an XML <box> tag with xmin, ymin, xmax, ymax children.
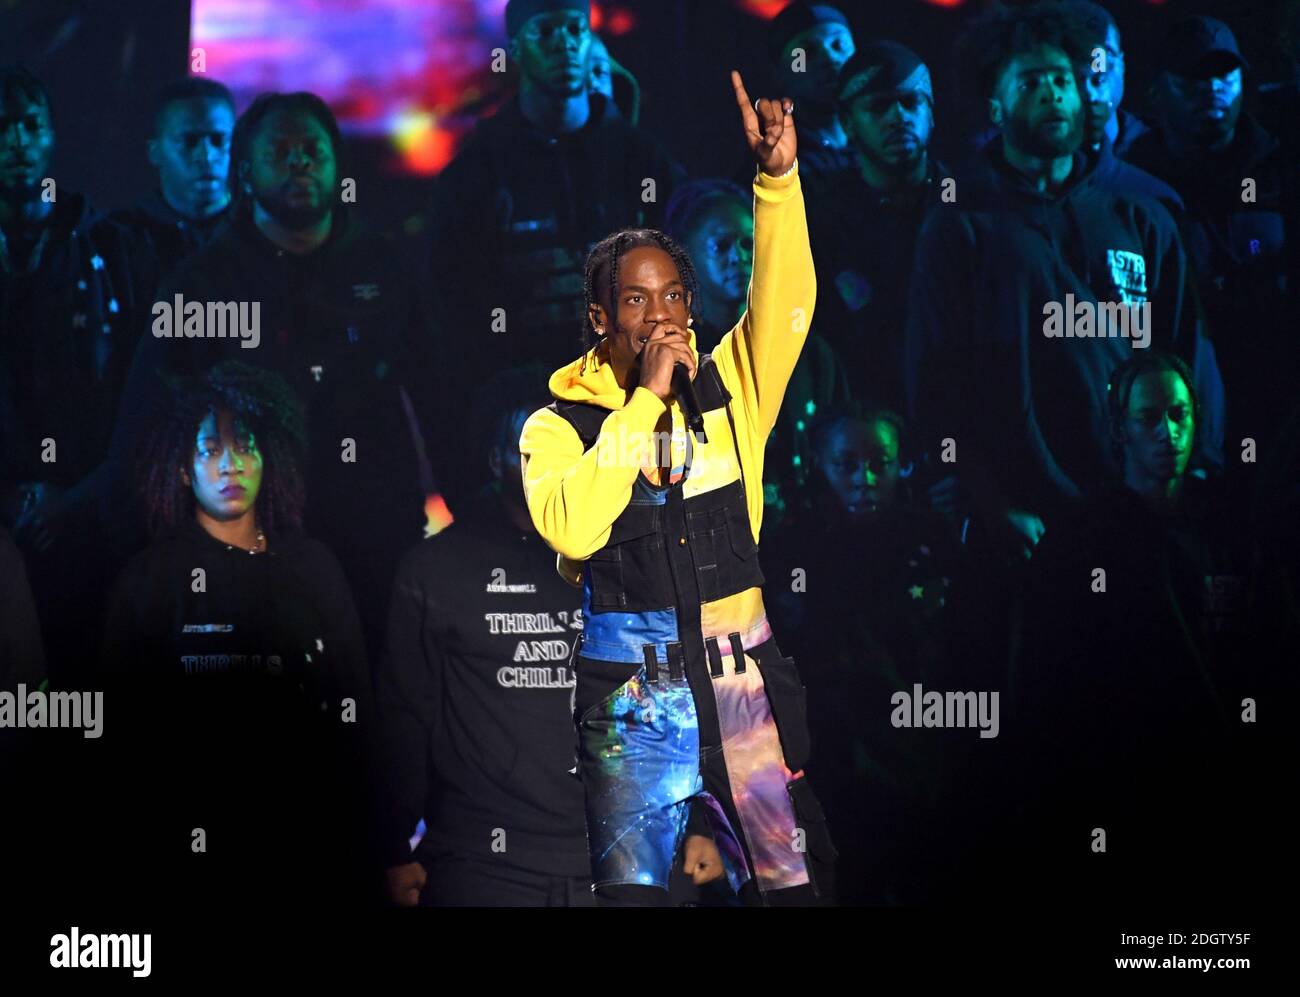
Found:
<box><xmin>2</xmin><ymin>0</ymin><xmax>1295</xmax><ymax>234</ymax></box>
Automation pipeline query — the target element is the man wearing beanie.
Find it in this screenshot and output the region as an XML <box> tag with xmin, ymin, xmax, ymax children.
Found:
<box><xmin>1064</xmin><ymin>0</ymin><xmax>1146</xmax><ymax>157</ymax></box>
<box><xmin>805</xmin><ymin>41</ymin><xmax>946</xmax><ymax>413</ymax></box>
<box><xmin>425</xmin><ymin>0</ymin><xmax>683</xmax><ymax>510</ymax></box>
<box><xmin>766</xmin><ymin>2</ymin><xmax>858</xmax><ymax>184</ymax></box>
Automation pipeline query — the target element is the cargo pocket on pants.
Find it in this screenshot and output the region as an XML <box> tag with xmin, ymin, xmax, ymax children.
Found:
<box><xmin>757</xmin><ymin>653</ymin><xmax>812</xmax><ymax>772</ymax></box>
<box><xmin>788</xmin><ymin>775</ymin><xmax>838</xmax><ymax>898</ymax></box>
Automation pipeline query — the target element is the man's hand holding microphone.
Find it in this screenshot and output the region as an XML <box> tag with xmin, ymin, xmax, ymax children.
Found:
<box><xmin>635</xmin><ymin>322</ymin><xmax>696</xmax><ymax>404</ymax></box>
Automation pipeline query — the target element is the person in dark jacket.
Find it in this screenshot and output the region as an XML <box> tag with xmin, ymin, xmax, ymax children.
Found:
<box><xmin>426</xmin><ymin>0</ymin><xmax>683</xmax><ymax>509</ymax></box>
<box><xmin>1127</xmin><ymin>15</ymin><xmax>1298</xmax><ymax>451</ymax></box>
<box><xmin>108</xmin><ymin>91</ymin><xmax>433</xmax><ymax>658</ymax></box>
<box><xmin>110</xmin><ymin>77</ymin><xmax>235</xmax><ymax>296</ymax></box>
<box><xmin>765</xmin><ymin>2</ymin><xmax>858</xmax><ymax>185</ymax></box>
<box><xmin>764</xmin><ymin>405</ymin><xmax>963</xmax><ymax>905</ymax></box>
<box><xmin>906</xmin><ymin>2</ymin><xmax>1225</xmax><ymax>565</ymax></box>
<box><xmin>99</xmin><ymin>361</ymin><xmax>375</xmax><ymax>908</ymax></box>
<box><xmin>378</xmin><ymin>365</ymin><xmax>596</xmax><ymax>907</ymax></box>
<box><xmin>0</xmin><ymin>65</ymin><xmax>143</xmax><ymax>682</ymax></box>
<box><xmin>586</xmin><ymin>33</ymin><xmax>640</xmax><ymax>126</ymax></box>
<box><xmin>1067</xmin><ymin>0</ymin><xmax>1148</xmax><ymax>158</ymax></box>
<box><xmin>1013</xmin><ymin>351</ymin><xmax>1270</xmax><ymax>905</ymax></box>
<box><xmin>805</xmin><ymin>41</ymin><xmax>946</xmax><ymax>413</ymax></box>
<box><xmin>971</xmin><ymin>1</ymin><xmax>1148</xmax><ymax>161</ymax></box>
<box><xmin>973</xmin><ymin>5</ymin><xmax>1174</xmax><ymax>214</ymax></box>
<box><xmin>664</xmin><ymin>179</ymin><xmax>753</xmax><ymax>354</ymax></box>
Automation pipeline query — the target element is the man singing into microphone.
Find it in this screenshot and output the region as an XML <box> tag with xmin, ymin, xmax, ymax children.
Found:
<box><xmin>520</xmin><ymin>72</ymin><xmax>834</xmax><ymax>906</ymax></box>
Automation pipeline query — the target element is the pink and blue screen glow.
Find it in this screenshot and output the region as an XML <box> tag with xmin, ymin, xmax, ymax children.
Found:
<box><xmin>191</xmin><ymin>0</ymin><xmax>636</xmax><ymax>176</ymax></box>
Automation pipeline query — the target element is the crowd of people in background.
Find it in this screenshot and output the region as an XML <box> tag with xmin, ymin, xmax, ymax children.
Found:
<box><xmin>1</xmin><ymin>0</ymin><xmax>1297</xmax><ymax>907</ymax></box>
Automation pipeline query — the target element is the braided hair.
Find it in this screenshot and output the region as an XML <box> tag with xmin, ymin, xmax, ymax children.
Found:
<box><xmin>1105</xmin><ymin>349</ymin><xmax>1199</xmax><ymax>467</ymax></box>
<box><xmin>137</xmin><ymin>362</ymin><xmax>308</xmax><ymax>538</ymax></box>
<box><xmin>580</xmin><ymin>228</ymin><xmax>702</xmax><ymax>363</ymax></box>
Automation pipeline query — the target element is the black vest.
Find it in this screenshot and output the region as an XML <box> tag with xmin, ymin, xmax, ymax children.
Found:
<box><xmin>548</xmin><ymin>355</ymin><xmax>766</xmax><ymax>618</ymax></box>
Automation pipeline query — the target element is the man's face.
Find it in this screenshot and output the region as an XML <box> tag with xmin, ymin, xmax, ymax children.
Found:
<box><xmin>682</xmin><ymin>199</ymin><xmax>753</xmax><ymax>308</ymax></box>
<box><xmin>780</xmin><ymin>23</ymin><xmax>856</xmax><ymax>101</ymax></box>
<box><xmin>993</xmin><ymin>45</ymin><xmax>1083</xmax><ymax>159</ymax></box>
<box><xmin>516</xmin><ymin>11</ymin><xmax>592</xmax><ymax>97</ymax></box>
<box><xmin>1121</xmin><ymin>370</ymin><xmax>1194</xmax><ymax>484</ymax></box>
<box><xmin>0</xmin><ymin>95</ymin><xmax>54</xmax><ymax>201</ymax></box>
<box><xmin>1155</xmin><ymin>65</ymin><xmax>1243</xmax><ymax>147</ymax></box>
<box><xmin>185</xmin><ymin>408</ymin><xmax>263</xmax><ymax>523</ymax></box>
<box><xmin>842</xmin><ymin>89</ymin><xmax>933</xmax><ymax>172</ymax></box>
<box><xmin>591</xmin><ymin>245</ymin><xmax>693</xmax><ymax>372</ymax></box>
<box><xmin>150</xmin><ymin>97</ymin><xmax>234</xmax><ymax>219</ymax></box>
<box><xmin>816</xmin><ymin>417</ymin><xmax>900</xmax><ymax>519</ymax></box>
<box><xmin>588</xmin><ymin>36</ymin><xmax>613</xmax><ymax>101</ymax></box>
<box><xmin>244</xmin><ymin>108</ymin><xmax>337</xmax><ymax>230</ymax></box>
<box><xmin>1081</xmin><ymin>25</ymin><xmax>1125</xmax><ymax>146</ymax></box>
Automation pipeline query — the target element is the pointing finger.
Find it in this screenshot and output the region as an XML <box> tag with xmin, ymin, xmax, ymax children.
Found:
<box><xmin>732</xmin><ymin>70</ymin><xmax>762</xmax><ymax>141</ymax></box>
<box><xmin>731</xmin><ymin>69</ymin><xmax>753</xmax><ymax>115</ymax></box>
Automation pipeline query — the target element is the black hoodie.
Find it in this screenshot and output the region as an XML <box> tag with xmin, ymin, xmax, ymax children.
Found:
<box><xmin>905</xmin><ymin>143</ymin><xmax>1225</xmax><ymax>522</ymax></box>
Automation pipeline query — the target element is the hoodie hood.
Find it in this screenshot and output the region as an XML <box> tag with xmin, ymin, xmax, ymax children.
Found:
<box><xmin>968</xmin><ymin>142</ymin><xmax>1099</xmax><ymax>207</ymax></box>
<box><xmin>962</xmin><ymin>143</ymin><xmax>1107</xmax><ymax>286</ymax></box>
<box><xmin>548</xmin><ymin>328</ymin><xmax>700</xmax><ymax>410</ymax></box>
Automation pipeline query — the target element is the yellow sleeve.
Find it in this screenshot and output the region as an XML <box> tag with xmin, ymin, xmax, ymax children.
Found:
<box><xmin>520</xmin><ymin>386</ymin><xmax>667</xmax><ymax>560</ymax></box>
<box><xmin>711</xmin><ymin>160</ymin><xmax>816</xmax><ymax>536</ymax></box>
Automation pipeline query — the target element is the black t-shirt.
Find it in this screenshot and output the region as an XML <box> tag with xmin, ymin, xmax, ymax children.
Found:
<box><xmin>98</xmin><ymin>520</ymin><xmax>375</xmax><ymax>902</ymax></box>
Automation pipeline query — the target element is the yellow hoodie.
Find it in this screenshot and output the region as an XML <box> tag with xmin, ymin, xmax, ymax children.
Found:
<box><xmin>520</xmin><ymin>162</ymin><xmax>815</xmax><ymax>592</ymax></box>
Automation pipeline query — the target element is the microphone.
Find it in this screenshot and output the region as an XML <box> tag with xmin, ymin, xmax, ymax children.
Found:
<box><xmin>673</xmin><ymin>362</ymin><xmax>707</xmax><ymax>444</ymax></box>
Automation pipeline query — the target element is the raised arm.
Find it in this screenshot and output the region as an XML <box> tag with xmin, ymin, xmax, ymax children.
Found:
<box><xmin>711</xmin><ymin>72</ymin><xmax>815</xmax><ymax>533</ymax></box>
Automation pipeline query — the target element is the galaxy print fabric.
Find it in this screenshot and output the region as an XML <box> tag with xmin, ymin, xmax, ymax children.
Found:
<box><xmin>577</xmin><ymin>643</ymin><xmax>811</xmax><ymax>895</ymax></box>
<box><xmin>714</xmin><ymin>653</ymin><xmax>810</xmax><ymax>892</ymax></box>
<box><xmin>578</xmin><ymin>669</ymin><xmax>747</xmax><ymax>893</ymax></box>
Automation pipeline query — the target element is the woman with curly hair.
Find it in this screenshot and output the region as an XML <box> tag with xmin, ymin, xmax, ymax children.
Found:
<box><xmin>98</xmin><ymin>361</ymin><xmax>376</xmax><ymax>908</ymax></box>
